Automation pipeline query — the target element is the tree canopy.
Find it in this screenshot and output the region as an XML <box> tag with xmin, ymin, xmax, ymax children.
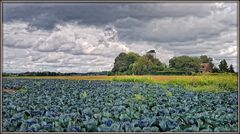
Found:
<box><xmin>219</xmin><ymin>59</ymin><xmax>229</xmax><ymax>72</ymax></box>
<box><xmin>112</xmin><ymin>52</ymin><xmax>165</xmax><ymax>75</ymax></box>
<box><xmin>228</xmin><ymin>64</ymin><xmax>235</xmax><ymax>73</ymax></box>
<box><xmin>112</xmin><ymin>52</ymin><xmax>234</xmax><ymax>75</ymax></box>
<box><xmin>169</xmin><ymin>56</ymin><xmax>201</xmax><ymax>73</ymax></box>
<box><xmin>130</xmin><ymin>55</ymin><xmax>165</xmax><ymax>75</ymax></box>
<box><xmin>112</xmin><ymin>52</ymin><xmax>141</xmax><ymax>74</ymax></box>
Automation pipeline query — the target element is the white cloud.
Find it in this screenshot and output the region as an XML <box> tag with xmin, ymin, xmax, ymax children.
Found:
<box><xmin>3</xmin><ymin>21</ymin><xmax>131</xmax><ymax>73</ymax></box>
<box><xmin>3</xmin><ymin>21</ymin><xmax>48</xmax><ymax>49</ymax></box>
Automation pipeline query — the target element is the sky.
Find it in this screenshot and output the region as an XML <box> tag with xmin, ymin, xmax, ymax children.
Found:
<box><xmin>3</xmin><ymin>2</ymin><xmax>238</xmax><ymax>73</ymax></box>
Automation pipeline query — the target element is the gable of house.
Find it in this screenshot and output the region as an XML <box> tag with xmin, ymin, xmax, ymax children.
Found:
<box><xmin>200</xmin><ymin>63</ymin><xmax>212</xmax><ymax>73</ymax></box>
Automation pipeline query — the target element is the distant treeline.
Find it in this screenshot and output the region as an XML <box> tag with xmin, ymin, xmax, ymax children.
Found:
<box><xmin>111</xmin><ymin>52</ymin><xmax>236</xmax><ymax>75</ymax></box>
<box><xmin>3</xmin><ymin>71</ymin><xmax>111</xmax><ymax>77</ymax></box>
<box><xmin>3</xmin><ymin>51</ymin><xmax>236</xmax><ymax>77</ymax></box>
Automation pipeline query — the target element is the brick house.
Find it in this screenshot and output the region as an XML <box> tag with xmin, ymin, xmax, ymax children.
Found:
<box><xmin>199</xmin><ymin>63</ymin><xmax>212</xmax><ymax>73</ymax></box>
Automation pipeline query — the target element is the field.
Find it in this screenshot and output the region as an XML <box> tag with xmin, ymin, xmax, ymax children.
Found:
<box><xmin>2</xmin><ymin>74</ymin><xmax>238</xmax><ymax>132</ymax></box>
<box><xmin>12</xmin><ymin>73</ymin><xmax>238</xmax><ymax>92</ymax></box>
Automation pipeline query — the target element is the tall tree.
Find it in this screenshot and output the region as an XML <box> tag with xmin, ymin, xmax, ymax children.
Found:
<box><xmin>200</xmin><ymin>55</ymin><xmax>214</xmax><ymax>69</ymax></box>
<box><xmin>112</xmin><ymin>52</ymin><xmax>128</xmax><ymax>73</ymax></box>
<box><xmin>130</xmin><ymin>55</ymin><xmax>165</xmax><ymax>75</ymax></box>
<box><xmin>112</xmin><ymin>52</ymin><xmax>140</xmax><ymax>74</ymax></box>
<box><xmin>218</xmin><ymin>59</ymin><xmax>228</xmax><ymax>72</ymax></box>
<box><xmin>169</xmin><ymin>56</ymin><xmax>201</xmax><ymax>72</ymax></box>
<box><xmin>200</xmin><ymin>55</ymin><xmax>212</xmax><ymax>63</ymax></box>
<box><xmin>228</xmin><ymin>64</ymin><xmax>235</xmax><ymax>73</ymax></box>
<box><xmin>131</xmin><ymin>55</ymin><xmax>154</xmax><ymax>75</ymax></box>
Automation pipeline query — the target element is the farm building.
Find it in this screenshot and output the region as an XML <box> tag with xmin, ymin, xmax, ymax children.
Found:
<box><xmin>199</xmin><ymin>63</ymin><xmax>212</xmax><ymax>73</ymax></box>
<box><xmin>146</xmin><ymin>50</ymin><xmax>156</xmax><ymax>58</ymax></box>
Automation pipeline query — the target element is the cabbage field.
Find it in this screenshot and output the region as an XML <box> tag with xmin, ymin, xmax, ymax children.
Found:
<box><xmin>2</xmin><ymin>78</ymin><xmax>238</xmax><ymax>132</ymax></box>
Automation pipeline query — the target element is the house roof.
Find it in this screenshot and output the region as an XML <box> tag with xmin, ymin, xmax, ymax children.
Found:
<box><xmin>201</xmin><ymin>63</ymin><xmax>210</xmax><ymax>68</ymax></box>
<box><xmin>147</xmin><ymin>50</ymin><xmax>156</xmax><ymax>53</ymax></box>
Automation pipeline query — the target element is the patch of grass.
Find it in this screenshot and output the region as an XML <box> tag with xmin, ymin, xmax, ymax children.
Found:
<box><xmin>159</xmin><ymin>74</ymin><xmax>237</xmax><ymax>92</ymax></box>
<box><xmin>111</xmin><ymin>74</ymin><xmax>238</xmax><ymax>93</ymax></box>
<box><xmin>166</xmin><ymin>91</ymin><xmax>173</xmax><ymax>97</ymax></box>
<box><xmin>112</xmin><ymin>76</ymin><xmax>155</xmax><ymax>84</ymax></box>
<box><xmin>133</xmin><ymin>94</ymin><xmax>145</xmax><ymax>101</ymax></box>
<box><xmin>16</xmin><ymin>87</ymin><xmax>29</xmax><ymax>93</ymax></box>
<box><xmin>80</xmin><ymin>92</ymin><xmax>88</xmax><ymax>98</ymax></box>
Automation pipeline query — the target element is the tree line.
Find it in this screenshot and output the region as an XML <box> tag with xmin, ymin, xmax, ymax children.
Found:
<box><xmin>111</xmin><ymin>52</ymin><xmax>235</xmax><ymax>75</ymax></box>
<box><xmin>2</xmin><ymin>52</ymin><xmax>235</xmax><ymax>76</ymax></box>
<box><xmin>2</xmin><ymin>71</ymin><xmax>112</xmax><ymax>77</ymax></box>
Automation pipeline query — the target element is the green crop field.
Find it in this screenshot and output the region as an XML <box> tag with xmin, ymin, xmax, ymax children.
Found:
<box><xmin>2</xmin><ymin>73</ymin><xmax>238</xmax><ymax>132</ymax></box>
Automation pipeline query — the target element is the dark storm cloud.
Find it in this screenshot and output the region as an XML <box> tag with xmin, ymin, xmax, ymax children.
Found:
<box><xmin>3</xmin><ymin>3</ymin><xmax>214</xmax><ymax>30</ymax></box>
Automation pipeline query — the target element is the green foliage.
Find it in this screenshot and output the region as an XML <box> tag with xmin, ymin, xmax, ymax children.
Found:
<box><xmin>131</xmin><ymin>55</ymin><xmax>154</xmax><ymax>75</ymax></box>
<box><xmin>112</xmin><ymin>52</ymin><xmax>129</xmax><ymax>73</ymax></box>
<box><xmin>166</xmin><ymin>91</ymin><xmax>173</xmax><ymax>97</ymax></box>
<box><xmin>150</xmin><ymin>71</ymin><xmax>192</xmax><ymax>75</ymax></box>
<box><xmin>200</xmin><ymin>55</ymin><xmax>214</xmax><ymax>67</ymax></box>
<box><xmin>218</xmin><ymin>59</ymin><xmax>228</xmax><ymax>72</ymax></box>
<box><xmin>2</xmin><ymin>78</ymin><xmax>238</xmax><ymax>132</ymax></box>
<box><xmin>169</xmin><ymin>56</ymin><xmax>201</xmax><ymax>73</ymax></box>
<box><xmin>111</xmin><ymin>52</ymin><xmax>233</xmax><ymax>75</ymax></box>
<box><xmin>111</xmin><ymin>74</ymin><xmax>237</xmax><ymax>93</ymax></box>
<box><xmin>112</xmin><ymin>51</ymin><xmax>165</xmax><ymax>75</ymax></box>
<box><xmin>163</xmin><ymin>74</ymin><xmax>238</xmax><ymax>92</ymax></box>
<box><xmin>131</xmin><ymin>55</ymin><xmax>165</xmax><ymax>75</ymax></box>
<box><xmin>80</xmin><ymin>92</ymin><xmax>88</xmax><ymax>98</ymax></box>
<box><xmin>200</xmin><ymin>55</ymin><xmax>212</xmax><ymax>63</ymax></box>
<box><xmin>112</xmin><ymin>77</ymin><xmax>155</xmax><ymax>84</ymax></box>
<box><xmin>169</xmin><ymin>55</ymin><xmax>216</xmax><ymax>73</ymax></box>
<box><xmin>133</xmin><ymin>94</ymin><xmax>145</xmax><ymax>101</ymax></box>
<box><xmin>16</xmin><ymin>87</ymin><xmax>29</xmax><ymax>93</ymax></box>
<box><xmin>228</xmin><ymin>64</ymin><xmax>234</xmax><ymax>73</ymax></box>
<box><xmin>112</xmin><ymin>52</ymin><xmax>140</xmax><ymax>74</ymax></box>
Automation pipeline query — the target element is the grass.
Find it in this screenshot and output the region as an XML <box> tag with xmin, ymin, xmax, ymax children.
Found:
<box><xmin>80</xmin><ymin>92</ymin><xmax>88</xmax><ymax>98</ymax></box>
<box><xmin>5</xmin><ymin>73</ymin><xmax>238</xmax><ymax>92</ymax></box>
<box><xmin>16</xmin><ymin>87</ymin><xmax>29</xmax><ymax>93</ymax></box>
<box><xmin>133</xmin><ymin>94</ymin><xmax>145</xmax><ymax>101</ymax></box>
<box><xmin>111</xmin><ymin>73</ymin><xmax>238</xmax><ymax>92</ymax></box>
<box><xmin>112</xmin><ymin>76</ymin><xmax>155</xmax><ymax>84</ymax></box>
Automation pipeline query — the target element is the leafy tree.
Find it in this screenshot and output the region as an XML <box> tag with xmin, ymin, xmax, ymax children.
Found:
<box><xmin>130</xmin><ymin>55</ymin><xmax>165</xmax><ymax>75</ymax></box>
<box><xmin>131</xmin><ymin>55</ymin><xmax>154</xmax><ymax>75</ymax></box>
<box><xmin>112</xmin><ymin>52</ymin><xmax>140</xmax><ymax>73</ymax></box>
<box><xmin>169</xmin><ymin>56</ymin><xmax>201</xmax><ymax>73</ymax></box>
<box><xmin>218</xmin><ymin>59</ymin><xmax>228</xmax><ymax>72</ymax></box>
<box><xmin>200</xmin><ymin>55</ymin><xmax>214</xmax><ymax>69</ymax></box>
<box><xmin>126</xmin><ymin>52</ymin><xmax>141</xmax><ymax>66</ymax></box>
<box><xmin>112</xmin><ymin>52</ymin><xmax>128</xmax><ymax>73</ymax></box>
<box><xmin>228</xmin><ymin>64</ymin><xmax>235</xmax><ymax>73</ymax></box>
<box><xmin>145</xmin><ymin>54</ymin><xmax>166</xmax><ymax>71</ymax></box>
<box><xmin>200</xmin><ymin>55</ymin><xmax>212</xmax><ymax>63</ymax></box>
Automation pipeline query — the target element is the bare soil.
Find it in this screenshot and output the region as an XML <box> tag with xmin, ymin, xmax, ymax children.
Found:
<box><xmin>3</xmin><ymin>88</ymin><xmax>16</xmax><ymax>94</ymax></box>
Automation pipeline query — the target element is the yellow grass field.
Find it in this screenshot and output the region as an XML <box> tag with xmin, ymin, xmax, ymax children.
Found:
<box><xmin>7</xmin><ymin>73</ymin><xmax>237</xmax><ymax>92</ymax></box>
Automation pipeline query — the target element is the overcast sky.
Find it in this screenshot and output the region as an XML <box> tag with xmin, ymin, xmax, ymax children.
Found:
<box><xmin>3</xmin><ymin>2</ymin><xmax>238</xmax><ymax>73</ymax></box>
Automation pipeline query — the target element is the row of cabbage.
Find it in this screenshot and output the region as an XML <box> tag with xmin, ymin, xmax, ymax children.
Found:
<box><xmin>2</xmin><ymin>78</ymin><xmax>238</xmax><ymax>132</ymax></box>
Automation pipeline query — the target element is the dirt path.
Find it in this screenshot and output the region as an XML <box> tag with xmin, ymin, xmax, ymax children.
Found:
<box><xmin>3</xmin><ymin>88</ymin><xmax>16</xmax><ymax>94</ymax></box>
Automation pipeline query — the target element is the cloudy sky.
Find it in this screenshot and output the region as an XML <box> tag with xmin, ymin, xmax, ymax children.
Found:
<box><xmin>3</xmin><ymin>2</ymin><xmax>238</xmax><ymax>73</ymax></box>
